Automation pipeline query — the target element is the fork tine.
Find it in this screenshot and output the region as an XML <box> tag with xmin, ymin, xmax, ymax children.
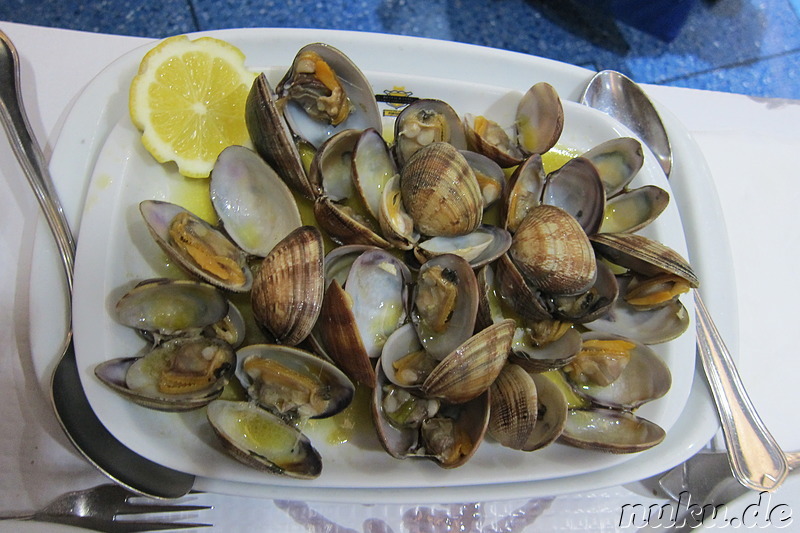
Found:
<box><xmin>107</xmin><ymin>520</ymin><xmax>212</xmax><ymax>532</ymax></box>
<box><xmin>116</xmin><ymin>503</ymin><xmax>212</xmax><ymax>515</ymax></box>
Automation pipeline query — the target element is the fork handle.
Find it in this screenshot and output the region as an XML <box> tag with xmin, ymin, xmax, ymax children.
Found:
<box><xmin>695</xmin><ymin>291</ymin><xmax>789</xmax><ymax>491</ymax></box>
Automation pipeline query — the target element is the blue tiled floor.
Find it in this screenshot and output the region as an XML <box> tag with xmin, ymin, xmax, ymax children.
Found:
<box><xmin>2</xmin><ymin>0</ymin><xmax>799</xmax><ymax>99</ymax></box>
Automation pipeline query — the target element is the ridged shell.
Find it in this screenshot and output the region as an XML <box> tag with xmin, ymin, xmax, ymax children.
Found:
<box><xmin>590</xmin><ymin>233</ymin><xmax>699</xmax><ymax>288</ymax></box>
<box><xmin>400</xmin><ymin>142</ymin><xmax>482</xmax><ymax>237</ymax></box>
<box><xmin>250</xmin><ymin>226</ymin><xmax>324</xmax><ymax>346</ymax></box>
<box><xmin>509</xmin><ymin>205</ymin><xmax>597</xmax><ymax>296</ymax></box>
<box><xmin>245</xmin><ymin>74</ymin><xmax>318</xmax><ymax>200</ymax></box>
<box><xmin>318</xmin><ymin>279</ymin><xmax>376</xmax><ymax>386</ymax></box>
<box><xmin>488</xmin><ymin>363</ymin><xmax>538</xmax><ymax>450</ymax></box>
<box><xmin>421</xmin><ymin>318</ymin><xmax>514</xmax><ymax>404</ymax></box>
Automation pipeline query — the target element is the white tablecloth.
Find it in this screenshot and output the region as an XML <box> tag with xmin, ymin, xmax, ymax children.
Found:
<box><xmin>1</xmin><ymin>20</ymin><xmax>798</xmax><ymax>532</ymax></box>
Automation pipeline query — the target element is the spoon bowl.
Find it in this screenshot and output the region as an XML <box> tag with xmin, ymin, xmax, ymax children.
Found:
<box><xmin>580</xmin><ymin>69</ymin><xmax>673</xmax><ymax>177</ymax></box>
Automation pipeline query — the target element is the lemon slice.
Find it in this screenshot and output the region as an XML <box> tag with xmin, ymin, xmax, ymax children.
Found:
<box><xmin>129</xmin><ymin>35</ymin><xmax>257</xmax><ymax>178</ymax></box>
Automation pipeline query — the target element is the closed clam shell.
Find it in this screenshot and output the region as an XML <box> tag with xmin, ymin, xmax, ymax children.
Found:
<box><xmin>251</xmin><ymin>226</ymin><xmax>324</xmax><ymax>346</ymax></box>
<box><xmin>559</xmin><ymin>408</ymin><xmax>665</xmax><ymax>454</ymax></box>
<box><xmin>421</xmin><ymin>318</ymin><xmax>514</xmax><ymax>404</ymax></box>
<box><xmin>590</xmin><ymin>232</ymin><xmax>699</xmax><ymax>288</ymax></box>
<box><xmin>509</xmin><ymin>205</ymin><xmax>597</xmax><ymax>296</ymax></box>
<box><xmin>488</xmin><ymin>363</ymin><xmax>538</xmax><ymax>450</ymax></box>
<box><xmin>400</xmin><ymin>142</ymin><xmax>483</xmax><ymax>237</ymax></box>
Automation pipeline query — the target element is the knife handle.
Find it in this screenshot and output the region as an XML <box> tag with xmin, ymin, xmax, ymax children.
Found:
<box><xmin>695</xmin><ymin>290</ymin><xmax>789</xmax><ymax>491</ymax></box>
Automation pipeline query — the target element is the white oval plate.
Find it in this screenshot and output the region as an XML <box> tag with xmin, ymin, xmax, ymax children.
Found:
<box><xmin>41</xmin><ymin>28</ymin><xmax>732</xmax><ymax>503</ymax></box>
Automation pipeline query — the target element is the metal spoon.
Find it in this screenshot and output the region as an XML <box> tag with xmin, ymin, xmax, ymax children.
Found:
<box><xmin>580</xmin><ymin>69</ymin><xmax>672</xmax><ymax>177</ymax></box>
<box><xmin>581</xmin><ymin>69</ymin><xmax>789</xmax><ymax>492</ymax></box>
<box><xmin>0</xmin><ymin>29</ymin><xmax>195</xmax><ymax>499</ymax></box>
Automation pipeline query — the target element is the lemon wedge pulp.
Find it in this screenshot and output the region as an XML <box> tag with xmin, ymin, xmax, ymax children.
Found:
<box><xmin>129</xmin><ymin>35</ymin><xmax>257</xmax><ymax>178</ymax></box>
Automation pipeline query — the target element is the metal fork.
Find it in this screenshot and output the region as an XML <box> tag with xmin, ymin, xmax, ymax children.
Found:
<box><xmin>0</xmin><ymin>484</ymin><xmax>212</xmax><ymax>532</ymax></box>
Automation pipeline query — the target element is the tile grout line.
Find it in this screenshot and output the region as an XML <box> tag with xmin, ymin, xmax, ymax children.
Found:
<box><xmin>655</xmin><ymin>47</ymin><xmax>800</xmax><ymax>86</ymax></box>
<box><xmin>186</xmin><ymin>0</ymin><xmax>201</xmax><ymax>32</ymax></box>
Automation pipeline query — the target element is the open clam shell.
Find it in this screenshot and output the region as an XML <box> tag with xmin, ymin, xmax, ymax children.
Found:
<box><xmin>94</xmin><ymin>336</ymin><xmax>236</xmax><ymax>412</ymax></box>
<box><xmin>566</xmin><ymin>332</ymin><xmax>672</xmax><ymax>410</ymax></box>
<box><xmin>139</xmin><ymin>200</ymin><xmax>252</xmax><ymax>292</ymax></box>
<box><xmin>276</xmin><ymin>42</ymin><xmax>382</xmax><ymax>150</ymax></box>
<box><xmin>411</xmin><ymin>253</ymin><xmax>479</xmax><ymax>361</ymax></box>
<box><xmin>206</xmin><ymin>400</ymin><xmax>322</xmax><ymax>479</ymax></box>
<box><xmin>236</xmin><ymin>344</ymin><xmax>354</xmax><ymax>421</ymax></box>
<box><xmin>393</xmin><ymin>98</ymin><xmax>468</xmax><ymax>167</ymax></box>
<box><xmin>515</xmin><ymin>82</ymin><xmax>564</xmax><ymax>156</ymax></box>
<box><xmin>600</xmin><ymin>185</ymin><xmax>669</xmax><ymax>234</ymax></box>
<box><xmin>318</xmin><ymin>248</ymin><xmax>410</xmax><ymax>386</ymax></box>
<box><xmin>115</xmin><ymin>278</ymin><xmax>229</xmax><ymax>338</ymax></box>
<box><xmin>581</xmin><ymin>137</ymin><xmax>644</xmax><ymax>197</ymax></box>
<box><xmin>590</xmin><ymin>232</ymin><xmax>699</xmax><ymax>288</ymax></box>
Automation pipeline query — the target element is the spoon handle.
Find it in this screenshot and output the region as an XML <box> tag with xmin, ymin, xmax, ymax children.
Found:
<box><xmin>694</xmin><ymin>291</ymin><xmax>789</xmax><ymax>491</ymax></box>
<box><xmin>0</xmin><ymin>30</ymin><xmax>76</xmax><ymax>287</ymax></box>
